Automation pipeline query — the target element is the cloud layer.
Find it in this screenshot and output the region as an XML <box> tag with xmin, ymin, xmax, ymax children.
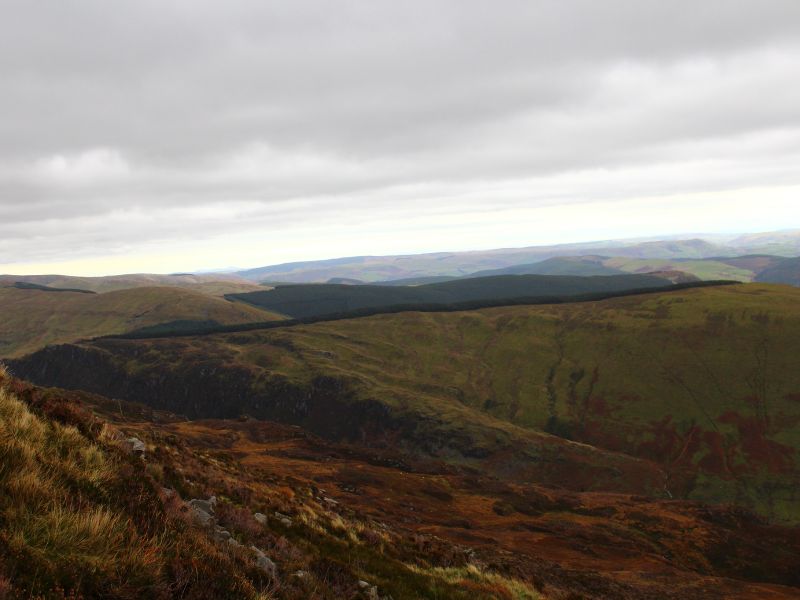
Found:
<box><xmin>1</xmin><ymin>0</ymin><xmax>799</xmax><ymax>274</ymax></box>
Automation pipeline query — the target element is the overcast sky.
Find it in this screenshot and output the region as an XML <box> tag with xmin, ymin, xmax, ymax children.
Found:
<box><xmin>1</xmin><ymin>0</ymin><xmax>799</xmax><ymax>275</ymax></box>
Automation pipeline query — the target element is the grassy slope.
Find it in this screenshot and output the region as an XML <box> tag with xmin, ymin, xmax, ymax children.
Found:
<box><xmin>1</xmin><ymin>370</ymin><xmax>540</xmax><ymax>600</ymax></box>
<box><xmin>755</xmin><ymin>257</ymin><xmax>800</xmax><ymax>286</ymax></box>
<box><xmin>267</xmin><ymin>284</ymin><xmax>800</xmax><ymax>520</ymax></box>
<box><xmin>17</xmin><ymin>284</ymin><xmax>800</xmax><ymax>522</ymax></box>
<box><xmin>602</xmin><ymin>257</ymin><xmax>756</xmax><ymax>281</ymax></box>
<box><xmin>0</xmin><ymin>286</ymin><xmax>282</xmax><ymax>358</ymax></box>
<box><xmin>0</xmin><ymin>368</ymin><xmax>264</xmax><ymax>599</ymax></box>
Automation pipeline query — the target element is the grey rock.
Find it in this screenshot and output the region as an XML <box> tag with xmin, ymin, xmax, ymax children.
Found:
<box><xmin>274</xmin><ymin>511</ymin><xmax>293</xmax><ymax>526</ymax></box>
<box><xmin>250</xmin><ymin>546</ymin><xmax>277</xmax><ymax>578</ymax></box>
<box><xmin>125</xmin><ymin>437</ymin><xmax>146</xmax><ymax>455</ymax></box>
<box><xmin>227</xmin><ymin>537</ymin><xmax>241</xmax><ymax>547</ymax></box>
<box><xmin>253</xmin><ymin>512</ymin><xmax>268</xmax><ymax>525</ymax></box>
<box><xmin>358</xmin><ymin>580</ymin><xmax>371</xmax><ymax>589</ymax></box>
<box><xmin>213</xmin><ymin>528</ymin><xmax>231</xmax><ymax>542</ymax></box>
<box><xmin>189</xmin><ymin>498</ymin><xmax>216</xmax><ymax>514</ymax></box>
<box><xmin>192</xmin><ymin>507</ymin><xmax>215</xmax><ymax>527</ymax></box>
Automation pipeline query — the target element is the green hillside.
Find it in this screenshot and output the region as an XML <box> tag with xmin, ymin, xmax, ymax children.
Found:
<box><xmin>602</xmin><ymin>257</ymin><xmax>756</xmax><ymax>281</ymax></box>
<box><xmin>0</xmin><ymin>285</ymin><xmax>282</xmax><ymax>358</ymax></box>
<box><xmin>12</xmin><ymin>283</ymin><xmax>800</xmax><ymax>523</ymax></box>
<box><xmin>228</xmin><ymin>274</ymin><xmax>671</xmax><ymax>318</ymax></box>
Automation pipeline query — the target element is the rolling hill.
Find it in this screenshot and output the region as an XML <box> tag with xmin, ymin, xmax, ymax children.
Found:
<box><xmin>226</xmin><ymin>273</ymin><xmax>672</xmax><ymax>319</ymax></box>
<box><xmin>11</xmin><ymin>283</ymin><xmax>800</xmax><ymax>525</ymax></box>
<box><xmin>0</xmin><ymin>285</ymin><xmax>282</xmax><ymax>358</ymax></box>
<box><xmin>755</xmin><ymin>257</ymin><xmax>800</xmax><ymax>286</ymax></box>
<box><xmin>467</xmin><ymin>256</ymin><xmax>627</xmax><ymax>277</ymax></box>
<box><xmin>235</xmin><ymin>238</ymin><xmax>733</xmax><ymax>283</ymax></box>
<box><xmin>464</xmin><ymin>255</ymin><xmax>796</xmax><ymax>284</ymax></box>
<box><xmin>232</xmin><ymin>231</ymin><xmax>800</xmax><ymax>285</ymax></box>
<box><xmin>0</xmin><ymin>273</ymin><xmax>265</xmax><ymax>296</ymax></box>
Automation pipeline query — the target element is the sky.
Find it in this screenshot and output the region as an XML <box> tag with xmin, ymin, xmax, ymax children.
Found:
<box><xmin>1</xmin><ymin>0</ymin><xmax>799</xmax><ymax>276</ymax></box>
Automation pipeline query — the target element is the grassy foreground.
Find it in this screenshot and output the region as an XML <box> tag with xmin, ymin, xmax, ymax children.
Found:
<box><xmin>0</xmin><ymin>366</ymin><xmax>543</xmax><ymax>599</ymax></box>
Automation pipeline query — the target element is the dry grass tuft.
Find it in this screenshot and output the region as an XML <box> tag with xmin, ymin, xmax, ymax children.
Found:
<box><xmin>407</xmin><ymin>563</ymin><xmax>541</xmax><ymax>600</ymax></box>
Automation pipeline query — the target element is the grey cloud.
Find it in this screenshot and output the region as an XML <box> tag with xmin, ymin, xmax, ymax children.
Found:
<box><xmin>0</xmin><ymin>1</ymin><xmax>799</xmax><ymax>269</ymax></box>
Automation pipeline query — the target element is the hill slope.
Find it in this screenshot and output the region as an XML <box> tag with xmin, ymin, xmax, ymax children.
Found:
<box><xmin>3</xmin><ymin>370</ymin><xmax>800</xmax><ymax>599</ymax></box>
<box><xmin>11</xmin><ymin>283</ymin><xmax>800</xmax><ymax>524</ymax></box>
<box><xmin>467</xmin><ymin>256</ymin><xmax>627</xmax><ymax>277</ymax></box>
<box><xmin>227</xmin><ymin>274</ymin><xmax>671</xmax><ymax>319</ymax></box>
<box><xmin>755</xmin><ymin>257</ymin><xmax>800</xmax><ymax>286</ymax></box>
<box><xmin>0</xmin><ymin>285</ymin><xmax>282</xmax><ymax>358</ymax></box>
<box><xmin>0</xmin><ymin>273</ymin><xmax>264</xmax><ymax>296</ymax></box>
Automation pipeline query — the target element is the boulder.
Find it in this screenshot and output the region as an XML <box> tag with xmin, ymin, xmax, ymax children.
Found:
<box><xmin>125</xmin><ymin>437</ymin><xmax>146</xmax><ymax>456</ymax></box>
<box><xmin>192</xmin><ymin>507</ymin><xmax>214</xmax><ymax>527</ymax></box>
<box><xmin>250</xmin><ymin>546</ymin><xmax>277</xmax><ymax>579</ymax></box>
<box><xmin>189</xmin><ymin>497</ymin><xmax>216</xmax><ymax>514</ymax></box>
<box><xmin>213</xmin><ymin>528</ymin><xmax>231</xmax><ymax>542</ymax></box>
<box><xmin>274</xmin><ymin>511</ymin><xmax>293</xmax><ymax>526</ymax></box>
<box><xmin>254</xmin><ymin>512</ymin><xmax>268</xmax><ymax>525</ymax></box>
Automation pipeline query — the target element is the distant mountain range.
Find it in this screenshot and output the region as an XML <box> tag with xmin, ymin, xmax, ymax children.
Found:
<box><xmin>236</xmin><ymin>230</ymin><xmax>800</xmax><ymax>284</ymax></box>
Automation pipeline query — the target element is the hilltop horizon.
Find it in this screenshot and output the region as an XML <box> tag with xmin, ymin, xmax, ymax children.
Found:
<box><xmin>2</xmin><ymin>227</ymin><xmax>799</xmax><ymax>278</ymax></box>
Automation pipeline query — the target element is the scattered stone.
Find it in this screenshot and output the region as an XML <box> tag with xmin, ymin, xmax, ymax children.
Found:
<box><xmin>125</xmin><ymin>437</ymin><xmax>146</xmax><ymax>456</ymax></box>
<box><xmin>213</xmin><ymin>528</ymin><xmax>231</xmax><ymax>542</ymax></box>
<box><xmin>358</xmin><ymin>580</ymin><xmax>371</xmax><ymax>589</ymax></box>
<box><xmin>323</xmin><ymin>496</ymin><xmax>338</xmax><ymax>506</ymax></box>
<box><xmin>254</xmin><ymin>512</ymin><xmax>268</xmax><ymax>525</ymax></box>
<box><xmin>192</xmin><ymin>507</ymin><xmax>214</xmax><ymax>527</ymax></box>
<box><xmin>227</xmin><ymin>537</ymin><xmax>240</xmax><ymax>547</ymax></box>
<box><xmin>250</xmin><ymin>546</ymin><xmax>277</xmax><ymax>578</ymax></box>
<box><xmin>188</xmin><ymin>497</ymin><xmax>218</xmax><ymax>527</ymax></box>
<box><xmin>274</xmin><ymin>511</ymin><xmax>293</xmax><ymax>526</ymax></box>
<box><xmin>189</xmin><ymin>497</ymin><xmax>216</xmax><ymax>514</ymax></box>
<box><xmin>292</xmin><ymin>570</ymin><xmax>310</xmax><ymax>582</ymax></box>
